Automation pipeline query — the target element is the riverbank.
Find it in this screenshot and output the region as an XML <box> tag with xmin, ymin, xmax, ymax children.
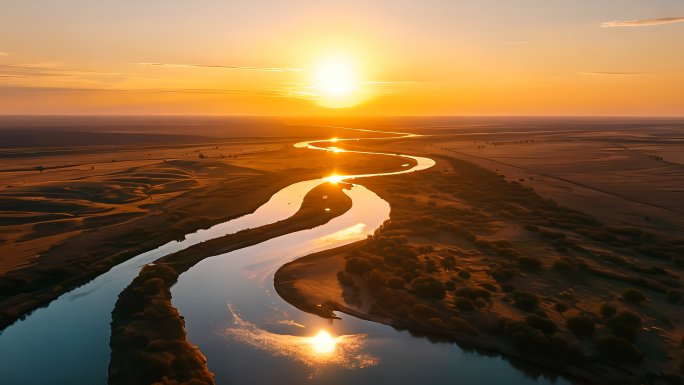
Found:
<box><xmin>0</xmin><ymin>140</ymin><xmax>410</xmax><ymax>331</ymax></box>
<box><xmin>275</xmin><ymin>155</ymin><xmax>684</xmax><ymax>385</ymax></box>
<box><xmin>108</xmin><ymin>181</ymin><xmax>354</xmax><ymax>384</ymax></box>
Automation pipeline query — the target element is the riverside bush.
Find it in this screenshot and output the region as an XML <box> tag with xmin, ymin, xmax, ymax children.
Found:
<box><xmin>566</xmin><ymin>315</ymin><xmax>595</xmax><ymax>337</ymax></box>
<box><xmin>555</xmin><ymin>302</ymin><xmax>569</xmax><ymax>313</ymax></box>
<box><xmin>454</xmin><ymin>297</ymin><xmax>475</xmax><ymax>311</ymax></box>
<box><xmin>517</xmin><ymin>255</ymin><xmax>542</xmax><ymax>268</ymax></box>
<box><xmin>526</xmin><ymin>313</ymin><xmax>557</xmax><ymax>335</ymax></box>
<box><xmin>450</xmin><ymin>317</ymin><xmax>479</xmax><ymax>336</ymax></box>
<box><xmin>666</xmin><ymin>289</ymin><xmax>683</xmax><ymax>303</ymax></box>
<box><xmin>622</xmin><ymin>288</ymin><xmax>647</xmax><ymax>304</ymax></box>
<box><xmin>345</xmin><ymin>257</ymin><xmax>372</xmax><ymax>275</ymax></box>
<box><xmin>599</xmin><ymin>302</ymin><xmax>617</xmax><ymax>318</ymax></box>
<box><xmin>553</xmin><ymin>259</ymin><xmax>573</xmax><ymax>273</ymax></box>
<box><xmin>608</xmin><ymin>310</ymin><xmax>642</xmax><ymax>329</ymax></box>
<box><xmin>412</xmin><ymin>303</ymin><xmax>439</xmax><ymax>319</ymax></box>
<box><xmin>595</xmin><ymin>335</ymin><xmax>643</xmax><ymax>364</ymax></box>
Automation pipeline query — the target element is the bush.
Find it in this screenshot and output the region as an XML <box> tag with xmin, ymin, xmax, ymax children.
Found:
<box><xmin>524</xmin><ymin>224</ymin><xmax>539</xmax><ymax>232</ymax></box>
<box><xmin>367</xmin><ymin>269</ymin><xmax>385</xmax><ymax>288</ymax></box>
<box><xmin>336</xmin><ymin>271</ymin><xmax>355</xmax><ymax>287</ymax></box>
<box><xmin>345</xmin><ymin>257</ymin><xmax>372</xmax><ymax>275</ymax></box>
<box><xmin>673</xmin><ymin>257</ymin><xmax>684</xmax><ymax>267</ymax></box>
<box><xmin>513</xmin><ymin>290</ymin><xmax>540</xmax><ymax>307</ymax></box>
<box><xmin>517</xmin><ymin>255</ymin><xmax>542</xmax><ymax>268</ymax></box>
<box><xmin>622</xmin><ymin>288</ymin><xmax>647</xmax><ymax>304</ymax></box>
<box><xmin>612</xmin><ymin>323</ymin><xmax>637</xmax><ymax>343</ymax></box>
<box><xmin>599</xmin><ymin>302</ymin><xmax>617</xmax><ymax>318</ymax></box>
<box><xmin>450</xmin><ymin>317</ymin><xmax>479</xmax><ymax>335</ymax></box>
<box><xmin>526</xmin><ymin>313</ymin><xmax>557</xmax><ymax>335</ymax></box>
<box><xmin>455</xmin><ymin>287</ymin><xmax>476</xmax><ymax>300</ymax></box>
<box><xmin>553</xmin><ymin>259</ymin><xmax>573</xmax><ymax>273</ymax></box>
<box><xmin>475</xmin><ymin>297</ymin><xmax>487</xmax><ymax>308</ymax></box>
<box><xmin>386</xmin><ymin>276</ymin><xmax>406</xmax><ymax>290</ymax></box>
<box><xmin>501</xmin><ymin>284</ymin><xmax>515</xmax><ymax>293</ymax></box>
<box><xmin>608</xmin><ymin>310</ymin><xmax>642</xmax><ymax>329</ymax></box>
<box><xmin>492</xmin><ymin>240</ymin><xmax>513</xmax><ymax>248</ymax></box>
<box><xmin>555</xmin><ymin>302</ymin><xmax>569</xmax><ymax>313</ymax></box>
<box><xmin>458</xmin><ymin>269</ymin><xmax>471</xmax><ymax>279</ymax></box>
<box><xmin>412</xmin><ymin>304</ymin><xmax>439</xmax><ymax>319</ymax></box>
<box><xmin>491</xmin><ymin>270</ymin><xmax>507</xmax><ymax>282</ymax></box>
<box><xmin>595</xmin><ymin>335</ymin><xmax>643</xmax><ymax>364</ymax></box>
<box><xmin>454</xmin><ymin>297</ymin><xmax>475</xmax><ymax>311</ymax></box>
<box><xmin>566</xmin><ymin>315</ymin><xmax>595</xmax><ymax>337</ymax></box>
<box><xmin>540</xmin><ymin>229</ymin><xmax>565</xmax><ymax>239</ymax></box>
<box><xmin>412</xmin><ymin>276</ymin><xmax>447</xmax><ymax>299</ymax></box>
<box><xmin>666</xmin><ymin>289</ymin><xmax>683</xmax><ymax>303</ymax></box>
<box><xmin>474</xmin><ymin>239</ymin><xmax>492</xmax><ymax>248</ymax></box>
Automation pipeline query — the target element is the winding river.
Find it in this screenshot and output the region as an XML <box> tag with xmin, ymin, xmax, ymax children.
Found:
<box><xmin>0</xmin><ymin>129</ymin><xmax>572</xmax><ymax>385</ymax></box>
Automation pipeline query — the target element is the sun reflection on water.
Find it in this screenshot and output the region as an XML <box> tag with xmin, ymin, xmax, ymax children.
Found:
<box><xmin>223</xmin><ymin>303</ymin><xmax>378</xmax><ymax>369</ymax></box>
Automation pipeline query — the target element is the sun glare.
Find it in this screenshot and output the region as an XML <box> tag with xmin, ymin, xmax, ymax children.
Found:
<box><xmin>325</xmin><ymin>174</ymin><xmax>347</xmax><ymax>184</ymax></box>
<box><xmin>308</xmin><ymin>330</ymin><xmax>338</xmax><ymax>354</ymax></box>
<box><xmin>317</xmin><ymin>63</ymin><xmax>354</xmax><ymax>97</ymax></box>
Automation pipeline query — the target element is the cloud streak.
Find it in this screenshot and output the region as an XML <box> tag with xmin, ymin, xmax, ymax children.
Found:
<box><xmin>578</xmin><ymin>72</ymin><xmax>649</xmax><ymax>75</ymax></box>
<box><xmin>132</xmin><ymin>62</ymin><xmax>302</xmax><ymax>72</ymax></box>
<box><xmin>603</xmin><ymin>16</ymin><xmax>684</xmax><ymax>27</ymax></box>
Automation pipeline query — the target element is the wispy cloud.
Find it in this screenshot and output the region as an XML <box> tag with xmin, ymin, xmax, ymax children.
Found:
<box><xmin>602</xmin><ymin>16</ymin><xmax>684</xmax><ymax>27</ymax></box>
<box><xmin>578</xmin><ymin>72</ymin><xmax>649</xmax><ymax>75</ymax></box>
<box><xmin>0</xmin><ymin>52</ymin><xmax>8</xmax><ymax>56</ymax></box>
<box><xmin>357</xmin><ymin>81</ymin><xmax>432</xmax><ymax>84</ymax></box>
<box><xmin>132</xmin><ymin>62</ymin><xmax>302</xmax><ymax>72</ymax></box>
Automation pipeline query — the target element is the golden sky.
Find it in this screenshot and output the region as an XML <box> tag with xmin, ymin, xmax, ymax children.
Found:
<box><xmin>1</xmin><ymin>0</ymin><xmax>683</xmax><ymax>116</ymax></box>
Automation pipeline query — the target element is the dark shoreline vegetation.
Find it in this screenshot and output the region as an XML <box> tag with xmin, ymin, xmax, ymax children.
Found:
<box><xmin>107</xmin><ymin>181</ymin><xmax>353</xmax><ymax>385</ymax></box>
<box><xmin>275</xmin><ymin>155</ymin><xmax>684</xmax><ymax>385</ymax></box>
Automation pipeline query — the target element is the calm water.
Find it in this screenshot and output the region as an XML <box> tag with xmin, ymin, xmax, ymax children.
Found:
<box><xmin>0</xmin><ymin>133</ymin><xmax>571</xmax><ymax>385</ymax></box>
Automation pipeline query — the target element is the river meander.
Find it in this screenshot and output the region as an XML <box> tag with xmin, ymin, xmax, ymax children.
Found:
<box><xmin>0</xmin><ymin>129</ymin><xmax>572</xmax><ymax>385</ymax></box>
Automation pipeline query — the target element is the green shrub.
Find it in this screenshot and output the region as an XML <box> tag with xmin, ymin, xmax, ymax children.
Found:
<box><xmin>458</xmin><ymin>269</ymin><xmax>471</xmax><ymax>279</ymax></box>
<box><xmin>526</xmin><ymin>313</ymin><xmax>557</xmax><ymax>335</ymax></box>
<box><xmin>475</xmin><ymin>297</ymin><xmax>487</xmax><ymax>308</ymax></box>
<box><xmin>553</xmin><ymin>259</ymin><xmax>573</xmax><ymax>273</ymax></box>
<box><xmin>608</xmin><ymin>310</ymin><xmax>642</xmax><ymax>329</ymax></box>
<box><xmin>612</xmin><ymin>323</ymin><xmax>637</xmax><ymax>343</ymax></box>
<box><xmin>449</xmin><ymin>317</ymin><xmax>479</xmax><ymax>336</ymax></box>
<box><xmin>412</xmin><ymin>303</ymin><xmax>439</xmax><ymax>319</ymax></box>
<box><xmin>517</xmin><ymin>255</ymin><xmax>542</xmax><ymax>268</ymax></box>
<box><xmin>599</xmin><ymin>302</ymin><xmax>617</xmax><ymax>318</ymax></box>
<box><xmin>501</xmin><ymin>284</ymin><xmax>515</xmax><ymax>293</ymax></box>
<box><xmin>555</xmin><ymin>302</ymin><xmax>569</xmax><ymax>313</ymax></box>
<box><xmin>595</xmin><ymin>335</ymin><xmax>643</xmax><ymax>364</ymax></box>
<box><xmin>473</xmin><ymin>287</ymin><xmax>491</xmax><ymax>301</ymax></box>
<box><xmin>622</xmin><ymin>288</ymin><xmax>647</xmax><ymax>304</ymax></box>
<box><xmin>345</xmin><ymin>257</ymin><xmax>372</xmax><ymax>275</ymax></box>
<box><xmin>455</xmin><ymin>297</ymin><xmax>475</xmax><ymax>311</ymax></box>
<box><xmin>666</xmin><ymin>289</ymin><xmax>683</xmax><ymax>303</ymax></box>
<box><xmin>566</xmin><ymin>315</ymin><xmax>595</xmax><ymax>337</ymax></box>
<box><xmin>444</xmin><ymin>280</ymin><xmax>456</xmax><ymax>289</ymax></box>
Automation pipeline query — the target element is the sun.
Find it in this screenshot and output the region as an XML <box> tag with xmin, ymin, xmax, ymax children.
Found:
<box><xmin>316</xmin><ymin>62</ymin><xmax>354</xmax><ymax>97</ymax></box>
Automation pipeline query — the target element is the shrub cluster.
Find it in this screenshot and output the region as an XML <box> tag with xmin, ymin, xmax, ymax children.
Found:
<box><xmin>566</xmin><ymin>315</ymin><xmax>595</xmax><ymax>337</ymax></box>
<box><xmin>595</xmin><ymin>335</ymin><xmax>643</xmax><ymax>364</ymax></box>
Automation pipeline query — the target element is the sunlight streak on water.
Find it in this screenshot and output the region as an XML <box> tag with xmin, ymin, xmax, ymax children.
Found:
<box><xmin>224</xmin><ymin>303</ymin><xmax>378</xmax><ymax>369</ymax></box>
